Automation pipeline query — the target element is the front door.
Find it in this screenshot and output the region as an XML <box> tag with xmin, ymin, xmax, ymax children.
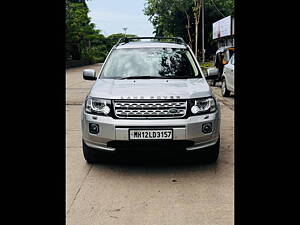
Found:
<box><xmin>227</xmin><ymin>55</ymin><xmax>234</xmax><ymax>91</ymax></box>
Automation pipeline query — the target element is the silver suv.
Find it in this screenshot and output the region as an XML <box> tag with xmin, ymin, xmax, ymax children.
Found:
<box><xmin>81</xmin><ymin>37</ymin><xmax>221</xmax><ymax>163</ymax></box>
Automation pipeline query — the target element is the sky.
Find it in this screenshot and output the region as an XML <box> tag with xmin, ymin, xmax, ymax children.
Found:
<box><xmin>86</xmin><ymin>0</ymin><xmax>154</xmax><ymax>37</ymax></box>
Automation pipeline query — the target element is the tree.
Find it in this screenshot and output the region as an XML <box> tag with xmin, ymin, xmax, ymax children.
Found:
<box><xmin>144</xmin><ymin>0</ymin><xmax>234</xmax><ymax>60</ymax></box>
<box><xmin>204</xmin><ymin>0</ymin><xmax>234</xmax><ymax>57</ymax></box>
<box><xmin>144</xmin><ymin>0</ymin><xmax>194</xmax><ymax>41</ymax></box>
<box><xmin>65</xmin><ymin>0</ymin><xmax>107</xmax><ymax>62</ymax></box>
<box><xmin>66</xmin><ymin>0</ymin><xmax>141</xmax><ymax>64</ymax></box>
<box><xmin>192</xmin><ymin>0</ymin><xmax>203</xmax><ymax>58</ymax></box>
<box><xmin>144</xmin><ymin>0</ymin><xmax>201</xmax><ymax>56</ymax></box>
<box><xmin>66</xmin><ymin>0</ymin><xmax>93</xmax><ymax>59</ymax></box>
<box><xmin>105</xmin><ymin>33</ymin><xmax>138</xmax><ymax>51</ymax></box>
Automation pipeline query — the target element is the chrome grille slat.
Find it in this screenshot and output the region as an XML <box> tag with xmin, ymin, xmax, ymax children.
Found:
<box><xmin>114</xmin><ymin>101</ymin><xmax>187</xmax><ymax>119</ymax></box>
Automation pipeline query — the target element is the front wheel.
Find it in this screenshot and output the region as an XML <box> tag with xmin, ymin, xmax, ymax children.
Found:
<box><xmin>82</xmin><ymin>140</ymin><xmax>98</xmax><ymax>164</ymax></box>
<box><xmin>221</xmin><ymin>78</ymin><xmax>230</xmax><ymax>97</ymax></box>
<box><xmin>204</xmin><ymin>138</ymin><xmax>220</xmax><ymax>163</ymax></box>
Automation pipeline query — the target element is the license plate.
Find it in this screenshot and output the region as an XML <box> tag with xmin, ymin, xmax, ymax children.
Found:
<box><xmin>129</xmin><ymin>129</ymin><xmax>173</xmax><ymax>140</ymax></box>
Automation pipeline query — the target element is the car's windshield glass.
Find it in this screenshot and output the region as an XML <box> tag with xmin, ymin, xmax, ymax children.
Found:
<box><xmin>100</xmin><ymin>48</ymin><xmax>201</xmax><ymax>79</ymax></box>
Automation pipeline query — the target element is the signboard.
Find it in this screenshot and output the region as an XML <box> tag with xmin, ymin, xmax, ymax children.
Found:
<box><xmin>213</xmin><ymin>16</ymin><xmax>232</xmax><ymax>39</ymax></box>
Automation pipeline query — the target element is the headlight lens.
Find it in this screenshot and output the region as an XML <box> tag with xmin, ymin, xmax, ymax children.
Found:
<box><xmin>190</xmin><ymin>97</ymin><xmax>217</xmax><ymax>115</ymax></box>
<box><xmin>85</xmin><ymin>97</ymin><xmax>111</xmax><ymax>116</ymax></box>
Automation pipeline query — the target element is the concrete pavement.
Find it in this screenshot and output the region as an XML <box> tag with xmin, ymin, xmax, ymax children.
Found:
<box><xmin>66</xmin><ymin>64</ymin><xmax>234</xmax><ymax>225</ymax></box>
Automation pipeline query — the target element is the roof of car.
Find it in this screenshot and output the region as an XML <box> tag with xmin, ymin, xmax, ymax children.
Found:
<box><xmin>115</xmin><ymin>41</ymin><xmax>187</xmax><ymax>49</ymax></box>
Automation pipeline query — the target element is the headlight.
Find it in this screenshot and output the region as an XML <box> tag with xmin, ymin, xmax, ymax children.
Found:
<box><xmin>85</xmin><ymin>97</ymin><xmax>111</xmax><ymax>116</ymax></box>
<box><xmin>190</xmin><ymin>97</ymin><xmax>217</xmax><ymax>115</ymax></box>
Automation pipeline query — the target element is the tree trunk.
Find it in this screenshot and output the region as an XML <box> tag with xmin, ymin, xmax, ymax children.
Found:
<box><xmin>185</xmin><ymin>10</ymin><xmax>192</xmax><ymax>47</ymax></box>
<box><xmin>193</xmin><ymin>0</ymin><xmax>202</xmax><ymax>59</ymax></box>
<box><xmin>195</xmin><ymin>21</ymin><xmax>198</xmax><ymax>57</ymax></box>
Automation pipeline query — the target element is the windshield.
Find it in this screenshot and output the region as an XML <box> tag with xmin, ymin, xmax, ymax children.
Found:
<box><xmin>100</xmin><ymin>48</ymin><xmax>202</xmax><ymax>79</ymax></box>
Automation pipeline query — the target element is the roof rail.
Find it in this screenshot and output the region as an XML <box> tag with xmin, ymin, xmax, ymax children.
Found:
<box><xmin>115</xmin><ymin>36</ymin><xmax>186</xmax><ymax>47</ymax></box>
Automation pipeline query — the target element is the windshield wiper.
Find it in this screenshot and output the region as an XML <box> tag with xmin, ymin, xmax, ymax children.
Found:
<box><xmin>120</xmin><ymin>76</ymin><xmax>162</xmax><ymax>80</ymax></box>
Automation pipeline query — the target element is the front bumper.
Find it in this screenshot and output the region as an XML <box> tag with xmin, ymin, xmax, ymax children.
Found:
<box><xmin>81</xmin><ymin>107</ymin><xmax>221</xmax><ymax>152</ymax></box>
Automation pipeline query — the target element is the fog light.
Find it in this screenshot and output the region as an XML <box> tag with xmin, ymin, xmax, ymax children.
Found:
<box><xmin>202</xmin><ymin>123</ymin><xmax>212</xmax><ymax>134</ymax></box>
<box><xmin>89</xmin><ymin>123</ymin><xmax>99</xmax><ymax>134</ymax></box>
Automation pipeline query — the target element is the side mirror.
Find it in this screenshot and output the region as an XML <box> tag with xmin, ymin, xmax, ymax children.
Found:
<box><xmin>205</xmin><ymin>67</ymin><xmax>219</xmax><ymax>80</ymax></box>
<box><xmin>83</xmin><ymin>69</ymin><xmax>97</xmax><ymax>80</ymax></box>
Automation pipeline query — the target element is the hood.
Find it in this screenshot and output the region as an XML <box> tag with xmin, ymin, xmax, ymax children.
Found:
<box><xmin>89</xmin><ymin>78</ymin><xmax>212</xmax><ymax>100</ymax></box>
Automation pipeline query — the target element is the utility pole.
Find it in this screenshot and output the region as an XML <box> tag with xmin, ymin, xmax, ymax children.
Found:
<box><xmin>122</xmin><ymin>27</ymin><xmax>128</xmax><ymax>37</ymax></box>
<box><xmin>193</xmin><ymin>0</ymin><xmax>201</xmax><ymax>59</ymax></box>
<box><xmin>202</xmin><ymin>0</ymin><xmax>205</xmax><ymax>62</ymax></box>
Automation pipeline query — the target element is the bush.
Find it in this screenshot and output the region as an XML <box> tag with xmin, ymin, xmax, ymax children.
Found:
<box><xmin>81</xmin><ymin>46</ymin><xmax>108</xmax><ymax>64</ymax></box>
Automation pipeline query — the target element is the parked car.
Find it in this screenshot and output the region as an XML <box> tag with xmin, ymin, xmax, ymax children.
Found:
<box><xmin>81</xmin><ymin>37</ymin><xmax>221</xmax><ymax>163</ymax></box>
<box><xmin>221</xmin><ymin>53</ymin><xmax>234</xmax><ymax>97</ymax></box>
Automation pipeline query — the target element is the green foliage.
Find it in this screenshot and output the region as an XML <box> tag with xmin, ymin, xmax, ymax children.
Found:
<box><xmin>66</xmin><ymin>0</ymin><xmax>139</xmax><ymax>64</ymax></box>
<box><xmin>65</xmin><ymin>0</ymin><xmax>108</xmax><ymax>62</ymax></box>
<box><xmin>66</xmin><ymin>0</ymin><xmax>94</xmax><ymax>59</ymax></box>
<box><xmin>106</xmin><ymin>33</ymin><xmax>139</xmax><ymax>51</ymax></box>
<box><xmin>204</xmin><ymin>0</ymin><xmax>234</xmax><ymax>55</ymax></box>
<box><xmin>200</xmin><ymin>61</ymin><xmax>214</xmax><ymax>68</ymax></box>
<box><xmin>81</xmin><ymin>46</ymin><xmax>106</xmax><ymax>64</ymax></box>
<box><xmin>144</xmin><ymin>0</ymin><xmax>234</xmax><ymax>59</ymax></box>
<box><xmin>144</xmin><ymin>0</ymin><xmax>193</xmax><ymax>40</ymax></box>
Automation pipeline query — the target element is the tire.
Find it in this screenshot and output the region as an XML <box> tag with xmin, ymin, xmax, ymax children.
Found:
<box><xmin>82</xmin><ymin>140</ymin><xmax>98</xmax><ymax>163</ymax></box>
<box><xmin>221</xmin><ymin>78</ymin><xmax>230</xmax><ymax>97</ymax></box>
<box><xmin>204</xmin><ymin>137</ymin><xmax>220</xmax><ymax>163</ymax></box>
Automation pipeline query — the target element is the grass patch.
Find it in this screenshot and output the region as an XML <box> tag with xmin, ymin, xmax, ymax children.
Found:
<box><xmin>200</xmin><ymin>61</ymin><xmax>214</xmax><ymax>69</ymax></box>
<box><xmin>199</xmin><ymin>61</ymin><xmax>215</xmax><ymax>76</ymax></box>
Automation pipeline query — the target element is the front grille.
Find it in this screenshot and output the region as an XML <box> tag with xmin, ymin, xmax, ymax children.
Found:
<box><xmin>113</xmin><ymin>100</ymin><xmax>187</xmax><ymax>119</ymax></box>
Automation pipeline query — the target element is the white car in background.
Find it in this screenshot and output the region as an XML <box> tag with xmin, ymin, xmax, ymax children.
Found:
<box><xmin>221</xmin><ymin>54</ymin><xmax>234</xmax><ymax>97</ymax></box>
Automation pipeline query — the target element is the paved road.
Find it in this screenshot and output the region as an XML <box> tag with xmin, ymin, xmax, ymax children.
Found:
<box><xmin>66</xmin><ymin>64</ymin><xmax>234</xmax><ymax>225</ymax></box>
